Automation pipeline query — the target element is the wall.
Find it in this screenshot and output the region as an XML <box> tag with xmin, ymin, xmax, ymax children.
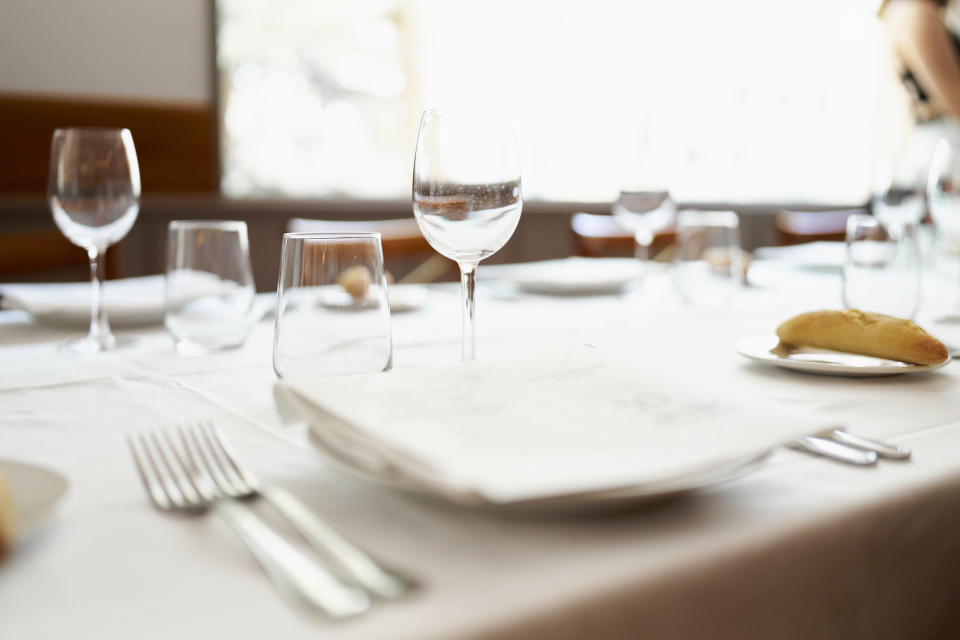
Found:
<box><xmin>0</xmin><ymin>0</ymin><xmax>211</xmax><ymax>102</ymax></box>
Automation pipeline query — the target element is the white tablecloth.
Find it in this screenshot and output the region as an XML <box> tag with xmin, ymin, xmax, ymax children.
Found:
<box><xmin>2</xmin><ymin>260</ymin><xmax>960</xmax><ymax>639</ymax></box>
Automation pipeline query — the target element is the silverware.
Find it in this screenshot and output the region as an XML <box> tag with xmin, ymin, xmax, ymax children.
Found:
<box><xmin>819</xmin><ymin>428</ymin><xmax>911</xmax><ymax>460</ymax></box>
<box><xmin>127</xmin><ymin>429</ymin><xmax>370</xmax><ymax>617</ymax></box>
<box><xmin>194</xmin><ymin>421</ymin><xmax>415</xmax><ymax>600</ymax></box>
<box><xmin>789</xmin><ymin>435</ymin><xmax>878</xmax><ymax>466</ymax></box>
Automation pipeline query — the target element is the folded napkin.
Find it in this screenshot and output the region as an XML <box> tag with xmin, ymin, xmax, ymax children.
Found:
<box><xmin>281</xmin><ymin>343</ymin><xmax>826</xmax><ymax>505</ymax></box>
<box><xmin>0</xmin><ymin>276</ymin><xmax>167</xmax><ymax>327</ymax></box>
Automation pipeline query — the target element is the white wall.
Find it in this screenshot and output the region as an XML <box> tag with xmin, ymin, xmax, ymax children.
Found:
<box><xmin>0</xmin><ymin>0</ymin><xmax>211</xmax><ymax>102</ymax></box>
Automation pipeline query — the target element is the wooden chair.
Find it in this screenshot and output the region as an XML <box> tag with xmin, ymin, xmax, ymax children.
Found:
<box><xmin>286</xmin><ymin>217</ymin><xmax>451</xmax><ymax>282</ymax></box>
<box><xmin>570</xmin><ymin>212</ymin><xmax>676</xmax><ymax>259</ymax></box>
<box><xmin>775</xmin><ymin>208</ymin><xmax>863</xmax><ymax>246</ymax></box>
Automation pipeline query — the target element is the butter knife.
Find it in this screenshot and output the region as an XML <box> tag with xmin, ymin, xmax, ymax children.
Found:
<box><xmin>821</xmin><ymin>428</ymin><xmax>911</xmax><ymax>460</ymax></box>
<box><xmin>789</xmin><ymin>436</ymin><xmax>878</xmax><ymax>466</ymax></box>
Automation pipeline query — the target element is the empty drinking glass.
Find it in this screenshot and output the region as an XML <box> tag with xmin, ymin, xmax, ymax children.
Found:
<box><xmin>843</xmin><ymin>215</ymin><xmax>921</xmax><ymax>319</ymax></box>
<box><xmin>273</xmin><ymin>232</ymin><xmax>392</xmax><ymax>381</ymax></box>
<box><xmin>674</xmin><ymin>210</ymin><xmax>742</xmax><ymax>308</ymax></box>
<box><xmin>48</xmin><ymin>127</ymin><xmax>140</xmax><ymax>353</ymax></box>
<box><xmin>165</xmin><ymin>220</ymin><xmax>257</xmax><ymax>354</ymax></box>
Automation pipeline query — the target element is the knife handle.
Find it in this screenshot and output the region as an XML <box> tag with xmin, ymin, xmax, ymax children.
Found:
<box><xmin>827</xmin><ymin>430</ymin><xmax>911</xmax><ymax>460</ymax></box>
<box><xmin>790</xmin><ymin>436</ymin><xmax>879</xmax><ymax>466</ymax></box>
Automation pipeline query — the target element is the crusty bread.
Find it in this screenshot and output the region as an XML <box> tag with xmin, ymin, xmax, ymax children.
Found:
<box><xmin>776</xmin><ymin>309</ymin><xmax>949</xmax><ymax>366</ymax></box>
<box><xmin>0</xmin><ymin>470</ymin><xmax>15</xmax><ymax>561</ymax></box>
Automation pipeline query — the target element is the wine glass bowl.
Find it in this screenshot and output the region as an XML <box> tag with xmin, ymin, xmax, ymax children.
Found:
<box><xmin>48</xmin><ymin>128</ymin><xmax>141</xmax><ymax>353</ymax></box>
<box><xmin>412</xmin><ymin>109</ymin><xmax>522</xmax><ymax>361</ymax></box>
<box><xmin>927</xmin><ymin>137</ymin><xmax>960</xmax><ymax>320</ymax></box>
<box><xmin>612</xmin><ymin>190</ymin><xmax>675</xmax><ymax>258</ymax></box>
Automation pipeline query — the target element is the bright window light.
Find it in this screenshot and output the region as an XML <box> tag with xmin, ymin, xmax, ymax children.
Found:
<box><xmin>216</xmin><ymin>0</ymin><xmax>904</xmax><ymax>204</ymax></box>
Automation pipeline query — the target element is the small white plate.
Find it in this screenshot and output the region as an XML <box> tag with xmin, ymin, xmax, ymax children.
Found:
<box><xmin>735</xmin><ymin>335</ymin><xmax>951</xmax><ymax>377</ymax></box>
<box><xmin>321</xmin><ymin>285</ymin><xmax>428</xmax><ymax>313</ymax></box>
<box><xmin>487</xmin><ymin>258</ymin><xmax>639</xmax><ymax>296</ymax></box>
<box><xmin>388</xmin><ymin>285</ymin><xmax>429</xmax><ymax>312</ymax></box>
<box><xmin>1</xmin><ymin>459</ymin><xmax>70</xmax><ymax>540</ymax></box>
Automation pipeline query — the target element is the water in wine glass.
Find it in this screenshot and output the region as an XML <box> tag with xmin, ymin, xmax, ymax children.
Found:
<box><xmin>48</xmin><ymin>127</ymin><xmax>141</xmax><ymax>353</ymax></box>
<box><xmin>413</xmin><ymin>180</ymin><xmax>521</xmax><ymax>263</ymax></box>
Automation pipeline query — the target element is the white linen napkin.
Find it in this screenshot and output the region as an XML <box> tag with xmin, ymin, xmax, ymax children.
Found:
<box><xmin>281</xmin><ymin>343</ymin><xmax>827</xmax><ymax>505</ymax></box>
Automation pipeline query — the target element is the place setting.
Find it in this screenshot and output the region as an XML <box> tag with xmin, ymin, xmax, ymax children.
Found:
<box><xmin>8</xmin><ymin>4</ymin><xmax>960</xmax><ymax>636</ymax></box>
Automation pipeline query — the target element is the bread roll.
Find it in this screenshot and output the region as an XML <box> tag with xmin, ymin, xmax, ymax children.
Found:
<box><xmin>776</xmin><ymin>309</ymin><xmax>949</xmax><ymax>366</ymax></box>
<box><xmin>0</xmin><ymin>470</ymin><xmax>15</xmax><ymax>561</ymax></box>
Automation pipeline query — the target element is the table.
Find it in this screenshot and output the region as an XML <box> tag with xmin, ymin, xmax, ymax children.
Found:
<box><xmin>2</xmin><ymin>258</ymin><xmax>960</xmax><ymax>639</ymax></box>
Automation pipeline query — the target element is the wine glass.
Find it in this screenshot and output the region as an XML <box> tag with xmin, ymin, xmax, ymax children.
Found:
<box><xmin>48</xmin><ymin>128</ymin><xmax>141</xmax><ymax>353</ymax></box>
<box><xmin>612</xmin><ymin>190</ymin><xmax>676</xmax><ymax>265</ymax></box>
<box><xmin>412</xmin><ymin>109</ymin><xmax>522</xmax><ymax>361</ymax></box>
<box><xmin>927</xmin><ymin>137</ymin><xmax>960</xmax><ymax>320</ymax></box>
<box><xmin>872</xmin><ymin>156</ymin><xmax>925</xmax><ymax>240</ymax></box>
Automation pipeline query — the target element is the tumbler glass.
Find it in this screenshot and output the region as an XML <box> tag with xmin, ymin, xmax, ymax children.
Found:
<box><xmin>273</xmin><ymin>232</ymin><xmax>392</xmax><ymax>381</ymax></box>
<box><xmin>165</xmin><ymin>220</ymin><xmax>257</xmax><ymax>354</ymax></box>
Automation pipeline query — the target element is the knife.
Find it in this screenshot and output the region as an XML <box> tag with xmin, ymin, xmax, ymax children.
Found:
<box><xmin>789</xmin><ymin>436</ymin><xmax>879</xmax><ymax>466</ymax></box>
<box><xmin>821</xmin><ymin>429</ymin><xmax>911</xmax><ymax>460</ymax></box>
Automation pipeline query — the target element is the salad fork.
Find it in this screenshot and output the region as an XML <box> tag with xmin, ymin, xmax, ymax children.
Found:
<box><xmin>185</xmin><ymin>421</ymin><xmax>415</xmax><ymax>599</ymax></box>
<box><xmin>127</xmin><ymin>429</ymin><xmax>370</xmax><ymax>617</ymax></box>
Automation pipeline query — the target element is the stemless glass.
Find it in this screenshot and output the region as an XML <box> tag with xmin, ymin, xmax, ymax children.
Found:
<box><xmin>674</xmin><ymin>210</ymin><xmax>742</xmax><ymax>309</ymax></box>
<box><xmin>273</xmin><ymin>232</ymin><xmax>392</xmax><ymax>381</ymax></box>
<box><xmin>842</xmin><ymin>214</ymin><xmax>920</xmax><ymax>319</ymax></box>
<box><xmin>165</xmin><ymin>220</ymin><xmax>257</xmax><ymax>354</ymax></box>
<box><xmin>928</xmin><ymin>137</ymin><xmax>960</xmax><ymax>319</ymax></box>
<box><xmin>413</xmin><ymin>109</ymin><xmax>522</xmax><ymax>361</ymax></box>
<box><xmin>48</xmin><ymin>127</ymin><xmax>141</xmax><ymax>352</ymax></box>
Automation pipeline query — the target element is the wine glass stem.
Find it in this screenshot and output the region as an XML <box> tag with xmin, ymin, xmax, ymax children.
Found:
<box><xmin>87</xmin><ymin>246</ymin><xmax>113</xmax><ymax>349</ymax></box>
<box><xmin>634</xmin><ymin>237</ymin><xmax>650</xmax><ymax>262</ymax></box>
<box><xmin>459</xmin><ymin>262</ymin><xmax>478</xmax><ymax>362</ymax></box>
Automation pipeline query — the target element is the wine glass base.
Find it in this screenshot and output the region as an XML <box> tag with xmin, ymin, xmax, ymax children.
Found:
<box><xmin>59</xmin><ymin>334</ymin><xmax>135</xmax><ymax>354</ymax></box>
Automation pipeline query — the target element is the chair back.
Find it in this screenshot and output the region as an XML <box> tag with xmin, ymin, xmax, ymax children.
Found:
<box><xmin>775</xmin><ymin>208</ymin><xmax>862</xmax><ymax>246</ymax></box>
<box><xmin>570</xmin><ymin>212</ymin><xmax>675</xmax><ymax>259</ymax></box>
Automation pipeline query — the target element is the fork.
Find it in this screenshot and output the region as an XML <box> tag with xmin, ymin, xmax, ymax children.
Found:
<box><xmin>186</xmin><ymin>421</ymin><xmax>415</xmax><ymax>599</ymax></box>
<box><xmin>127</xmin><ymin>429</ymin><xmax>370</xmax><ymax>617</ymax></box>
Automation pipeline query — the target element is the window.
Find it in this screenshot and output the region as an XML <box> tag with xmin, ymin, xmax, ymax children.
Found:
<box><xmin>217</xmin><ymin>0</ymin><xmax>901</xmax><ymax>204</ymax></box>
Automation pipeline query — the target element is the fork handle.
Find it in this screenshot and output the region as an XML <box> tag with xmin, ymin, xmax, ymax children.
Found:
<box><xmin>213</xmin><ymin>499</ymin><xmax>370</xmax><ymax>617</ymax></box>
<box><xmin>262</xmin><ymin>487</ymin><xmax>414</xmax><ymax>599</ymax></box>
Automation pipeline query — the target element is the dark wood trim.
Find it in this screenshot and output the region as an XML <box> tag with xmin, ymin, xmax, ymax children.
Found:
<box><xmin>0</xmin><ymin>92</ymin><xmax>218</xmax><ymax>196</ymax></box>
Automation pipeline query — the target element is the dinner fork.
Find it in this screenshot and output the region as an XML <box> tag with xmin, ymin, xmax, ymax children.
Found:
<box><xmin>127</xmin><ymin>430</ymin><xmax>370</xmax><ymax>617</ymax></box>
<box><xmin>185</xmin><ymin>421</ymin><xmax>415</xmax><ymax>599</ymax></box>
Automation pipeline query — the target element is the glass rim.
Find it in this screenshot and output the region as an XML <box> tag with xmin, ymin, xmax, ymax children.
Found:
<box><xmin>53</xmin><ymin>127</ymin><xmax>132</xmax><ymax>137</ymax></box>
<box><xmin>169</xmin><ymin>219</ymin><xmax>248</xmax><ymax>231</ymax></box>
<box><xmin>282</xmin><ymin>231</ymin><xmax>382</xmax><ymax>241</ymax></box>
